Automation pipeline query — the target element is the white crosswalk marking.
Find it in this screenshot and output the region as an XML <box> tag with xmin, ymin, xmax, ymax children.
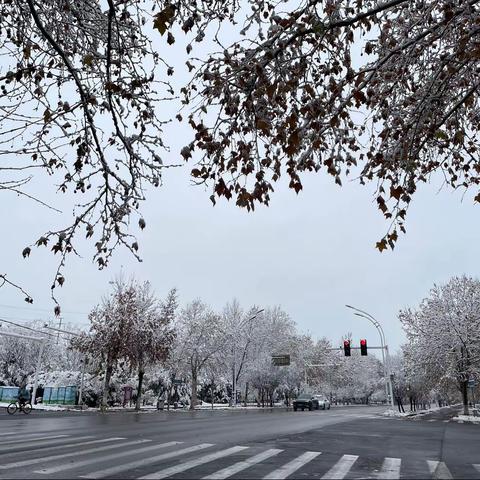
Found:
<box><xmin>81</xmin><ymin>443</ymin><xmax>213</xmax><ymax>479</ymax></box>
<box><xmin>321</xmin><ymin>454</ymin><xmax>358</xmax><ymax>479</ymax></box>
<box><xmin>473</xmin><ymin>464</ymin><xmax>480</xmax><ymax>473</ymax></box>
<box><xmin>0</xmin><ymin>436</ymin><xmax>118</xmax><ymax>457</ymax></box>
<box><xmin>0</xmin><ymin>434</ymin><xmax>70</xmax><ymax>449</ymax></box>
<box><xmin>0</xmin><ymin>432</ymin><xmax>63</xmax><ymax>441</ymax></box>
<box><xmin>0</xmin><ymin>438</ymin><xmax>143</xmax><ymax>470</ymax></box>
<box><xmin>138</xmin><ymin>445</ymin><xmax>249</xmax><ymax>480</ymax></box>
<box><xmin>205</xmin><ymin>449</ymin><xmax>282</xmax><ymax>479</ymax></box>
<box><xmin>427</xmin><ymin>460</ymin><xmax>454</xmax><ymax>479</ymax></box>
<box><xmin>35</xmin><ymin>441</ymin><xmax>180</xmax><ymax>475</ymax></box>
<box><xmin>378</xmin><ymin>457</ymin><xmax>401</xmax><ymax>479</ymax></box>
<box><xmin>264</xmin><ymin>451</ymin><xmax>320</xmax><ymax>479</ymax></box>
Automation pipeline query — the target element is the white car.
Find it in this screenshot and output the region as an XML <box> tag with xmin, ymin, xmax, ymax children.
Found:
<box><xmin>313</xmin><ymin>394</ymin><xmax>331</xmax><ymax>410</ymax></box>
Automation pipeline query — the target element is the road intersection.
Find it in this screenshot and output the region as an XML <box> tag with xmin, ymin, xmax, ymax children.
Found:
<box><xmin>1</xmin><ymin>405</ymin><xmax>478</xmax><ymax>479</ymax></box>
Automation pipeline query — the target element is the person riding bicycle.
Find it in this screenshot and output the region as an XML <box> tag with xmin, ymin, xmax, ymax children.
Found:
<box><xmin>18</xmin><ymin>384</ymin><xmax>31</xmax><ymax>407</ymax></box>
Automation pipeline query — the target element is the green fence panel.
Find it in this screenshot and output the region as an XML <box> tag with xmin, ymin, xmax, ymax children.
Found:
<box><xmin>0</xmin><ymin>387</ymin><xmax>19</xmax><ymax>403</ymax></box>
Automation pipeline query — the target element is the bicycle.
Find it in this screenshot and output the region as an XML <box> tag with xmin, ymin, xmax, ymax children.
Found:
<box><xmin>6</xmin><ymin>401</ymin><xmax>32</xmax><ymax>415</ymax></box>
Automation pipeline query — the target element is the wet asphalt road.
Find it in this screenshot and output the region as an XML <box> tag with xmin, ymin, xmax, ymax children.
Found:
<box><xmin>0</xmin><ymin>405</ymin><xmax>478</xmax><ymax>479</ymax></box>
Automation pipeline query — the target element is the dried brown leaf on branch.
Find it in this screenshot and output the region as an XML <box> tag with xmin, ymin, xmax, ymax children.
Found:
<box><xmin>173</xmin><ymin>0</ymin><xmax>480</xmax><ymax>251</ymax></box>
<box><xmin>1</xmin><ymin>0</ymin><xmax>177</xmax><ymax>303</ymax></box>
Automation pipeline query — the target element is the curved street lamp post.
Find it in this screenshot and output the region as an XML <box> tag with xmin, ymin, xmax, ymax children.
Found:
<box><xmin>345</xmin><ymin>305</ymin><xmax>394</xmax><ymax>408</ymax></box>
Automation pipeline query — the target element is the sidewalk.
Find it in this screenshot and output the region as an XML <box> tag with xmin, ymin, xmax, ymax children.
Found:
<box><xmin>0</xmin><ymin>401</ymin><xmax>68</xmax><ymax>411</ymax></box>
<box><xmin>382</xmin><ymin>404</ymin><xmax>460</xmax><ymax>418</ymax></box>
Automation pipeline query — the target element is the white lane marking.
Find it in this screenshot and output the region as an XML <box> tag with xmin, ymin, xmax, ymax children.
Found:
<box><xmin>0</xmin><ymin>437</ymin><xmax>116</xmax><ymax>457</ymax></box>
<box><xmin>82</xmin><ymin>443</ymin><xmax>212</xmax><ymax>479</ymax></box>
<box><xmin>321</xmin><ymin>454</ymin><xmax>358</xmax><ymax>479</ymax></box>
<box><xmin>35</xmin><ymin>441</ymin><xmax>180</xmax><ymax>474</ymax></box>
<box><xmin>428</xmin><ymin>419</ymin><xmax>436</xmax><ymax>422</ymax></box>
<box><xmin>139</xmin><ymin>446</ymin><xmax>249</xmax><ymax>480</ymax></box>
<box><xmin>427</xmin><ymin>460</ymin><xmax>453</xmax><ymax>479</ymax></box>
<box><xmin>0</xmin><ymin>438</ymin><xmax>141</xmax><ymax>470</ymax></box>
<box><xmin>377</xmin><ymin>457</ymin><xmax>401</xmax><ymax>479</ymax></box>
<box><xmin>473</xmin><ymin>464</ymin><xmax>480</xmax><ymax>473</ymax></box>
<box><xmin>0</xmin><ymin>431</ymin><xmax>54</xmax><ymax>437</ymax></box>
<box><xmin>205</xmin><ymin>449</ymin><xmax>282</xmax><ymax>479</ymax></box>
<box><xmin>0</xmin><ymin>434</ymin><xmax>70</xmax><ymax>448</ymax></box>
<box><xmin>443</xmin><ymin>420</ymin><xmax>449</xmax><ymax>423</ymax></box>
<box><xmin>264</xmin><ymin>451</ymin><xmax>320</xmax><ymax>480</ymax></box>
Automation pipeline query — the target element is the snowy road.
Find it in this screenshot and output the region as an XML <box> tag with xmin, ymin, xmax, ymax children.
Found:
<box><xmin>1</xmin><ymin>405</ymin><xmax>479</xmax><ymax>479</ymax></box>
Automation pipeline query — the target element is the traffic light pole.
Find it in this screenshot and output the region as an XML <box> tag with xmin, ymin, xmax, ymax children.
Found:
<box><xmin>346</xmin><ymin>305</ymin><xmax>394</xmax><ymax>408</ymax></box>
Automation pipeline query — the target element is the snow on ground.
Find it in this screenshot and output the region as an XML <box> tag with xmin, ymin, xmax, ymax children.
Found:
<box><xmin>382</xmin><ymin>404</ymin><xmax>461</xmax><ymax>418</ymax></box>
<box><xmin>452</xmin><ymin>414</ymin><xmax>480</xmax><ymax>423</ymax></box>
<box><xmin>382</xmin><ymin>409</ymin><xmax>411</xmax><ymax>417</ymax></box>
<box><xmin>0</xmin><ymin>401</ymin><xmax>67</xmax><ymax>411</ymax></box>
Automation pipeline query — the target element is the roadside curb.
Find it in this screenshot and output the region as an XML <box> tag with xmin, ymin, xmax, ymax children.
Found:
<box><xmin>381</xmin><ymin>404</ymin><xmax>461</xmax><ymax>419</ymax></box>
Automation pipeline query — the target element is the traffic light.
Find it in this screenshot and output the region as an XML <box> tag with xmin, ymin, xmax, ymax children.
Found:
<box><xmin>343</xmin><ymin>340</ymin><xmax>351</xmax><ymax>356</ymax></box>
<box><xmin>360</xmin><ymin>339</ymin><xmax>368</xmax><ymax>356</ymax></box>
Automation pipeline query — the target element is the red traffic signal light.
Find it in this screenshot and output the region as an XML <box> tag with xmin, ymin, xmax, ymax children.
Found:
<box><xmin>343</xmin><ymin>340</ymin><xmax>351</xmax><ymax>356</ymax></box>
<box><xmin>360</xmin><ymin>339</ymin><xmax>368</xmax><ymax>356</ymax></box>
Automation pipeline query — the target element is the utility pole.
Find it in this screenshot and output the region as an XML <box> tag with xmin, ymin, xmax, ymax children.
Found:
<box><xmin>57</xmin><ymin>317</ymin><xmax>63</xmax><ymax>345</ymax></box>
<box><xmin>78</xmin><ymin>355</ymin><xmax>87</xmax><ymax>407</ymax></box>
<box><xmin>32</xmin><ymin>338</ymin><xmax>47</xmax><ymax>404</ymax></box>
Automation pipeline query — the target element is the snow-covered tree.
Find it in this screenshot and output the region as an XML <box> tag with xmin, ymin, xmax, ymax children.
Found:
<box><xmin>218</xmin><ymin>300</ymin><xmax>265</xmax><ymax>404</ymax></box>
<box><xmin>400</xmin><ymin>275</ymin><xmax>480</xmax><ymax>415</ymax></box>
<box><xmin>73</xmin><ymin>279</ymin><xmax>133</xmax><ymax>409</ymax></box>
<box><xmin>72</xmin><ymin>276</ymin><xmax>176</xmax><ymax>409</ymax></box>
<box><xmin>173</xmin><ymin>300</ymin><xmax>225</xmax><ymax>409</ymax></box>
<box><xmin>123</xmin><ymin>284</ymin><xmax>177</xmax><ymax>410</ymax></box>
<box><xmin>0</xmin><ymin>333</ymin><xmax>42</xmax><ymax>386</ymax></box>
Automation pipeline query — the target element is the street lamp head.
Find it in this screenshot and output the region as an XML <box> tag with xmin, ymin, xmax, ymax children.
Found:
<box><xmin>249</xmin><ymin>309</ymin><xmax>264</xmax><ymax>320</ymax></box>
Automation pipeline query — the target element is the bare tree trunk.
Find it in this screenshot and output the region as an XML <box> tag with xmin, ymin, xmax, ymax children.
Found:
<box><xmin>190</xmin><ymin>368</ymin><xmax>198</xmax><ymax>410</ymax></box>
<box><xmin>244</xmin><ymin>382</ymin><xmax>249</xmax><ymax>407</ymax></box>
<box><xmin>462</xmin><ymin>380</ymin><xmax>469</xmax><ymax>416</ymax></box>
<box><xmin>135</xmin><ymin>368</ymin><xmax>145</xmax><ymax>411</ymax></box>
<box><xmin>101</xmin><ymin>362</ymin><xmax>113</xmax><ymax>410</ymax></box>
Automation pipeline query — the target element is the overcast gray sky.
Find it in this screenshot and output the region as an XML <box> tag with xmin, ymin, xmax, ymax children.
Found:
<box><xmin>1</xmin><ymin>10</ymin><xmax>480</xmax><ymax>355</ymax></box>
<box><xmin>1</xmin><ymin>155</ymin><xmax>479</xmax><ymax>354</ymax></box>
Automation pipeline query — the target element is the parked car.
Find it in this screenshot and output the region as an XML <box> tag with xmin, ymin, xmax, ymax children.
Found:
<box><xmin>313</xmin><ymin>394</ymin><xmax>331</xmax><ymax>410</ymax></box>
<box><xmin>293</xmin><ymin>393</ymin><xmax>319</xmax><ymax>411</ymax></box>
